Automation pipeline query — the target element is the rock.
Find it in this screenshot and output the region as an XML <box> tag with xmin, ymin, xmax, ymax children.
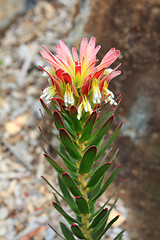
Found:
<box><xmin>5</xmin><ymin>114</ymin><xmax>28</xmax><ymax>136</ymax></box>
<box><xmin>0</xmin><ymin>207</ymin><xmax>9</xmax><ymax>220</ymax></box>
<box><xmin>0</xmin><ymin>0</ymin><xmax>36</xmax><ymax>32</ymax></box>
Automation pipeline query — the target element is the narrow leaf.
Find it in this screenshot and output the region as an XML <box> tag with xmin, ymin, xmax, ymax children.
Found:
<box><xmin>58</xmin><ymin>176</ymin><xmax>80</xmax><ymax>215</ymax></box>
<box><xmin>88</xmin><ymin>175</ymin><xmax>105</xmax><ymax>202</ymax></box>
<box><xmin>43</xmin><ymin>154</ymin><xmax>65</xmax><ymax>175</ymax></box>
<box><xmin>59</xmin><ymin>128</ymin><xmax>81</xmax><ymax>159</ymax></box>
<box><xmin>88</xmin><ymin>148</ymin><xmax>112</xmax><ymax>178</ymax></box>
<box><xmin>113</xmin><ymin>229</ymin><xmax>125</xmax><ymax>240</ymax></box>
<box><xmin>40</xmin><ymin>98</ymin><xmax>53</xmax><ymax>118</ymax></box>
<box><xmin>39</xmin><ymin>127</ymin><xmax>76</xmax><ymax>170</ymax></box>
<box><xmin>89</xmin><ymin>208</ymin><xmax>108</xmax><ymax>229</ymax></box>
<box><xmin>71</xmin><ymin>224</ymin><xmax>86</xmax><ymax>239</ymax></box>
<box><xmin>87</xmin><ymin>162</ymin><xmax>112</xmax><ymax>188</ymax></box>
<box><xmin>53</xmin><ymin>111</ymin><xmax>65</xmax><ymax>130</ymax></box>
<box><xmin>91</xmin><ymin>165</ymin><xmax>120</xmax><ymax>202</ymax></box>
<box><xmin>75</xmin><ymin>196</ymin><xmax>90</xmax><ymax>214</ymax></box>
<box><xmin>39</xmin><ymin>108</ymin><xmax>59</xmax><ymax>141</ymax></box>
<box><xmin>52</xmin><ymin>202</ymin><xmax>78</xmax><ymax>224</ymax></box>
<box><xmin>88</xmin><ymin>115</ymin><xmax>114</xmax><ymax>147</ymax></box>
<box><xmin>70</xmin><ymin>105</ymin><xmax>83</xmax><ymax>134</ymax></box>
<box><xmin>96</xmin><ymin>122</ymin><xmax>123</xmax><ymax>160</ymax></box>
<box><xmin>48</xmin><ymin>224</ymin><xmax>65</xmax><ymax>239</ymax></box>
<box><xmin>41</xmin><ymin>176</ymin><xmax>64</xmax><ymax>200</ymax></box>
<box><xmin>60</xmin><ymin>222</ymin><xmax>76</xmax><ymax>240</ymax></box>
<box><xmin>79</xmin><ymin>146</ymin><xmax>97</xmax><ymax>174</ymax></box>
<box><xmin>79</xmin><ymin>111</ymin><xmax>97</xmax><ymax>142</ymax></box>
<box><xmin>92</xmin><ymin>198</ymin><xmax>119</xmax><ymax>236</ymax></box>
<box><xmin>62</xmin><ymin>173</ymin><xmax>82</xmax><ymax>197</ymax></box>
<box><xmin>96</xmin><ymin>215</ymin><xmax>120</xmax><ymax>240</ymax></box>
<box><xmin>53</xmin><ymin>193</ymin><xmax>61</xmax><ymax>205</ymax></box>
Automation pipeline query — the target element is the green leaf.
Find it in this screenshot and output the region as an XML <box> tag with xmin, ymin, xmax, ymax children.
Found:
<box><xmin>53</xmin><ymin>193</ymin><xmax>61</xmax><ymax>205</ymax></box>
<box><xmin>39</xmin><ymin>108</ymin><xmax>60</xmax><ymax>141</ymax></box>
<box><xmin>62</xmin><ymin>173</ymin><xmax>82</xmax><ymax>197</ymax></box>
<box><xmin>88</xmin><ymin>115</ymin><xmax>114</xmax><ymax>147</ymax></box>
<box><xmin>94</xmin><ymin>109</ymin><xmax>114</xmax><ymax>128</ymax></box>
<box><xmin>59</xmin><ymin>128</ymin><xmax>81</xmax><ymax>159</ymax></box>
<box><xmin>43</xmin><ymin>154</ymin><xmax>65</xmax><ymax>175</ymax></box>
<box><xmin>96</xmin><ymin>215</ymin><xmax>120</xmax><ymax>240</ymax></box>
<box><xmin>87</xmin><ymin>162</ymin><xmax>112</xmax><ymax>188</ymax></box>
<box><xmin>113</xmin><ymin>229</ymin><xmax>125</xmax><ymax>240</ymax></box>
<box><xmin>40</xmin><ymin>98</ymin><xmax>53</xmax><ymax>118</ymax></box>
<box><xmin>79</xmin><ymin>146</ymin><xmax>97</xmax><ymax>174</ymax></box>
<box><xmin>88</xmin><ymin>175</ymin><xmax>105</xmax><ymax>203</ymax></box>
<box><xmin>60</xmin><ymin>222</ymin><xmax>76</xmax><ymax>240</ymax></box>
<box><xmin>91</xmin><ymin>165</ymin><xmax>120</xmax><ymax>202</ymax></box>
<box><xmin>87</xmin><ymin>148</ymin><xmax>112</xmax><ymax>178</ymax></box>
<box><xmin>52</xmin><ymin>202</ymin><xmax>78</xmax><ymax>224</ymax></box>
<box><xmin>96</xmin><ymin>122</ymin><xmax>123</xmax><ymax>160</ymax></box>
<box><xmin>58</xmin><ymin>176</ymin><xmax>80</xmax><ymax>215</ymax></box>
<box><xmin>53</xmin><ymin>111</ymin><xmax>65</xmax><ymax>130</ymax></box>
<box><xmin>75</xmin><ymin>196</ymin><xmax>90</xmax><ymax>214</ymax></box>
<box><xmin>48</xmin><ymin>224</ymin><xmax>65</xmax><ymax>239</ymax></box>
<box><xmin>92</xmin><ymin>187</ymin><xmax>120</xmax><ymax>218</ymax></box>
<box><xmin>89</xmin><ymin>208</ymin><xmax>108</xmax><ymax>229</ymax></box>
<box><xmin>71</xmin><ymin>224</ymin><xmax>86</xmax><ymax>239</ymax></box>
<box><xmin>79</xmin><ymin>111</ymin><xmax>97</xmax><ymax>142</ymax></box>
<box><xmin>39</xmin><ymin>127</ymin><xmax>76</xmax><ymax>170</ymax></box>
<box><xmin>70</xmin><ymin>105</ymin><xmax>83</xmax><ymax>134</ymax></box>
<box><xmin>41</xmin><ymin>176</ymin><xmax>65</xmax><ymax>200</ymax></box>
<box><xmin>92</xmin><ymin>198</ymin><xmax>119</xmax><ymax>237</ymax></box>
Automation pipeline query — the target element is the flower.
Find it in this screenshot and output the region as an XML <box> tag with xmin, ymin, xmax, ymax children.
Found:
<box><xmin>40</xmin><ymin>37</ymin><xmax>121</xmax><ymax>118</ymax></box>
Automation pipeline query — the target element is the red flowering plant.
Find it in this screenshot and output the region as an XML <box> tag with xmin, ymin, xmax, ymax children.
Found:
<box><xmin>39</xmin><ymin>37</ymin><xmax>124</xmax><ymax>239</ymax></box>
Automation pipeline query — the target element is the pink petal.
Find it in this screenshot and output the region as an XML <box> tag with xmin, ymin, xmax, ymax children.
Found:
<box><xmin>40</xmin><ymin>50</ymin><xmax>59</xmax><ymax>69</ymax></box>
<box><xmin>56</xmin><ymin>45</ymin><xmax>68</xmax><ymax>63</ymax></box>
<box><xmin>101</xmin><ymin>49</ymin><xmax>120</xmax><ymax>64</ymax></box>
<box><xmin>80</xmin><ymin>38</ymin><xmax>88</xmax><ymax>61</ymax></box>
<box><xmin>88</xmin><ymin>37</ymin><xmax>96</xmax><ymax>48</ymax></box>
<box><xmin>59</xmin><ymin>40</ymin><xmax>74</xmax><ymax>67</ymax></box>
<box><xmin>93</xmin><ymin>68</ymin><xmax>106</xmax><ymax>80</ymax></box>
<box><xmin>72</xmin><ymin>47</ymin><xmax>79</xmax><ymax>62</ymax></box>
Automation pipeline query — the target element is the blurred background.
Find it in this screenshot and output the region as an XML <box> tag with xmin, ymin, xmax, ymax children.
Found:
<box><xmin>0</xmin><ymin>0</ymin><xmax>160</xmax><ymax>239</ymax></box>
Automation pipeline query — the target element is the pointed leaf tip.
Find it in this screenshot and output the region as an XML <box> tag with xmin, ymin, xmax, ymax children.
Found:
<box><xmin>53</xmin><ymin>111</ymin><xmax>65</xmax><ymax>130</ymax></box>
<box><xmin>59</xmin><ymin>128</ymin><xmax>81</xmax><ymax>159</ymax></box>
<box><xmin>79</xmin><ymin>110</ymin><xmax>97</xmax><ymax>142</ymax></box>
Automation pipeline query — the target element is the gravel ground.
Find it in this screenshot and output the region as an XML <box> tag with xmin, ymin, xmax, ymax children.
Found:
<box><xmin>0</xmin><ymin>1</ymin><xmax>129</xmax><ymax>239</ymax></box>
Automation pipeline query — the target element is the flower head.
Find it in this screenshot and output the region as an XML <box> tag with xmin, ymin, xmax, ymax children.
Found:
<box><xmin>40</xmin><ymin>37</ymin><xmax>121</xmax><ymax>118</ymax></box>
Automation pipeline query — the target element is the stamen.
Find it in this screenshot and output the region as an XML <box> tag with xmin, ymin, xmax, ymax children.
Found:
<box><xmin>64</xmin><ymin>84</ymin><xmax>74</xmax><ymax>107</ymax></box>
<box><xmin>92</xmin><ymin>79</ymin><xmax>101</xmax><ymax>104</ymax></box>
<box><xmin>41</xmin><ymin>86</ymin><xmax>56</xmax><ymax>103</ymax></box>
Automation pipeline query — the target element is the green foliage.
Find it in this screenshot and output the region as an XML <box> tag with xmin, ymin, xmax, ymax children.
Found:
<box><xmin>40</xmin><ymin>102</ymin><xmax>124</xmax><ymax>240</ymax></box>
<box><xmin>79</xmin><ymin>146</ymin><xmax>97</xmax><ymax>174</ymax></box>
<box><xmin>71</xmin><ymin>224</ymin><xmax>86</xmax><ymax>239</ymax></box>
<box><xmin>75</xmin><ymin>196</ymin><xmax>90</xmax><ymax>214</ymax></box>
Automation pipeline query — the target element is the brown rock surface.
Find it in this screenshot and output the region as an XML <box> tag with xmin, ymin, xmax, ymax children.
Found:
<box><xmin>68</xmin><ymin>0</ymin><xmax>160</xmax><ymax>239</ymax></box>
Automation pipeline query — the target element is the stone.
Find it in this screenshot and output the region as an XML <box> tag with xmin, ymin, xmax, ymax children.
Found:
<box><xmin>0</xmin><ymin>207</ymin><xmax>9</xmax><ymax>220</ymax></box>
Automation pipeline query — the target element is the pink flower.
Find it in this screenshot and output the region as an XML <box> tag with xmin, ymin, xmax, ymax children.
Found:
<box><xmin>40</xmin><ymin>37</ymin><xmax>121</xmax><ymax>119</ymax></box>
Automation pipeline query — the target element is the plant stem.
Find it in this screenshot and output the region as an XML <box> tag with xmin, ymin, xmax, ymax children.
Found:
<box><xmin>77</xmin><ymin>142</ymin><xmax>92</xmax><ymax>240</ymax></box>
